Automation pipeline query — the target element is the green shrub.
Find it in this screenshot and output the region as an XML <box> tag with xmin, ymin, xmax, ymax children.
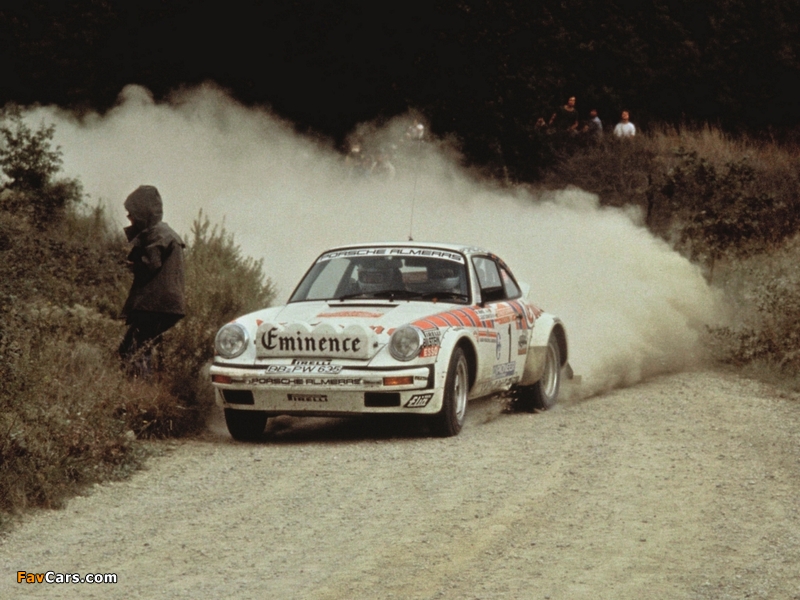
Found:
<box><xmin>542</xmin><ymin>128</ymin><xmax>800</xmax><ymax>280</ymax></box>
<box><xmin>135</xmin><ymin>212</ymin><xmax>277</xmax><ymax>432</ymax></box>
<box><xmin>542</xmin><ymin>135</ymin><xmax>655</xmax><ymax>211</ymax></box>
<box><xmin>0</xmin><ymin>304</ymin><xmax>143</xmax><ymax>515</ymax></box>
<box><xmin>709</xmin><ymin>236</ymin><xmax>800</xmax><ymax>372</ymax></box>
<box><xmin>0</xmin><ymin>107</ymin><xmax>62</xmax><ymax>190</ymax></box>
<box><xmin>0</xmin><ymin>113</ymin><xmax>279</xmax><ymax>519</ymax></box>
<box><xmin>0</xmin><ymin>108</ymin><xmax>83</xmax><ymax>226</ymax></box>
<box><xmin>0</xmin><ymin>202</ymin><xmax>129</xmax><ymax>314</ymax></box>
<box><xmin>0</xmin><ymin>201</ymin><xmax>276</xmax><ymax>518</ymax></box>
<box><xmin>654</xmin><ymin>149</ymin><xmax>800</xmax><ymax>279</ymax></box>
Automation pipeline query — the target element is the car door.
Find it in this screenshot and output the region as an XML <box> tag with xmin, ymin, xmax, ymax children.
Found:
<box><xmin>471</xmin><ymin>256</ymin><xmax>527</xmax><ymax>394</ymax></box>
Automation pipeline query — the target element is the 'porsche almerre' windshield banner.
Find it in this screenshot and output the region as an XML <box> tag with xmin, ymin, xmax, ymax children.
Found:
<box><xmin>318</xmin><ymin>247</ymin><xmax>464</xmax><ymax>263</ymax></box>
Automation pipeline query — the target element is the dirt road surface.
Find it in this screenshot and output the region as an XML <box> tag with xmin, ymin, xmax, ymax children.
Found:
<box><xmin>2</xmin><ymin>370</ymin><xmax>800</xmax><ymax>599</ymax></box>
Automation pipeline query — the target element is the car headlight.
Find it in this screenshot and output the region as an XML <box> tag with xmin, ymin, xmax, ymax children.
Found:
<box><xmin>215</xmin><ymin>323</ymin><xmax>250</xmax><ymax>359</ymax></box>
<box><xmin>389</xmin><ymin>325</ymin><xmax>424</xmax><ymax>361</ymax></box>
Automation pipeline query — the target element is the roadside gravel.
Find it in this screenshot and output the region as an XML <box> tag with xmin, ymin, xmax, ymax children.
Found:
<box><xmin>2</xmin><ymin>370</ymin><xmax>799</xmax><ymax>599</ymax></box>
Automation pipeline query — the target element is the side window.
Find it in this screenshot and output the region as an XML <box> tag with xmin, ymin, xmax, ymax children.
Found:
<box><xmin>500</xmin><ymin>267</ymin><xmax>521</xmax><ymax>299</ymax></box>
<box><xmin>472</xmin><ymin>256</ymin><xmax>505</xmax><ymax>303</ymax></box>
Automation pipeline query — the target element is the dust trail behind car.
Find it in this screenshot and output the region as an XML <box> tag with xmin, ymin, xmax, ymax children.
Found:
<box><xmin>28</xmin><ymin>83</ymin><xmax>724</xmax><ymax>399</ymax></box>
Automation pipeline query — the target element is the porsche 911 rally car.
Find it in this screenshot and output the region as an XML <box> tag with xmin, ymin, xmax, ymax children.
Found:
<box><xmin>210</xmin><ymin>242</ymin><xmax>570</xmax><ymax>440</ymax></box>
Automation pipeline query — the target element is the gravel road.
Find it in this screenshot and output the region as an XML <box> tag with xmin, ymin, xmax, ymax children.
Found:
<box><xmin>2</xmin><ymin>369</ymin><xmax>800</xmax><ymax>599</ymax></box>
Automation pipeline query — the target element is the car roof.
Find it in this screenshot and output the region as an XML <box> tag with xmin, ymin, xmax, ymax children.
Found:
<box><xmin>323</xmin><ymin>242</ymin><xmax>490</xmax><ymax>257</ymax></box>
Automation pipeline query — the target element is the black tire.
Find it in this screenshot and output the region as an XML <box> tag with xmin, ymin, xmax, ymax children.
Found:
<box><xmin>430</xmin><ymin>347</ymin><xmax>469</xmax><ymax>437</ymax></box>
<box><xmin>517</xmin><ymin>332</ymin><xmax>561</xmax><ymax>411</ymax></box>
<box><xmin>224</xmin><ymin>408</ymin><xmax>268</xmax><ymax>442</ymax></box>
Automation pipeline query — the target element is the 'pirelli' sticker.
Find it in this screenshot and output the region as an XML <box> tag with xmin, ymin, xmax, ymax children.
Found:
<box><xmin>287</xmin><ymin>394</ymin><xmax>328</xmax><ymax>403</ymax></box>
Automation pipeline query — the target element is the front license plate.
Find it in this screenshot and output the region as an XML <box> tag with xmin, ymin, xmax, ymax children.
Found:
<box><xmin>264</xmin><ymin>364</ymin><xmax>343</xmax><ymax>374</ymax></box>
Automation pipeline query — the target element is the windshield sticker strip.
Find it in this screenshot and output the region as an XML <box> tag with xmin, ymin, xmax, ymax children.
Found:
<box><xmin>318</xmin><ymin>247</ymin><xmax>465</xmax><ymax>264</ymax></box>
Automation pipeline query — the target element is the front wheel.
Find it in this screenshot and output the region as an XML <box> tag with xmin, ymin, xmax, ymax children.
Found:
<box><xmin>516</xmin><ymin>332</ymin><xmax>561</xmax><ymax>411</ymax></box>
<box><xmin>430</xmin><ymin>347</ymin><xmax>469</xmax><ymax>437</ymax></box>
<box><xmin>224</xmin><ymin>408</ymin><xmax>268</xmax><ymax>442</ymax></box>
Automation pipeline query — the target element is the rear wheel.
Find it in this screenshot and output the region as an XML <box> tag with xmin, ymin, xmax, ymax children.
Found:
<box><xmin>430</xmin><ymin>347</ymin><xmax>469</xmax><ymax>437</ymax></box>
<box><xmin>224</xmin><ymin>408</ymin><xmax>268</xmax><ymax>441</ymax></box>
<box><xmin>516</xmin><ymin>333</ymin><xmax>561</xmax><ymax>411</ymax></box>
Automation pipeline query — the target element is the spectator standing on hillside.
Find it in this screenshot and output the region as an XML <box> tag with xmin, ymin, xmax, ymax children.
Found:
<box><xmin>119</xmin><ymin>185</ymin><xmax>186</xmax><ymax>378</ymax></box>
<box><xmin>586</xmin><ymin>109</ymin><xmax>603</xmax><ymax>137</ymax></box>
<box><xmin>550</xmin><ymin>96</ymin><xmax>580</xmax><ymax>132</ymax></box>
<box><xmin>613</xmin><ymin>110</ymin><xmax>636</xmax><ymax>137</ymax></box>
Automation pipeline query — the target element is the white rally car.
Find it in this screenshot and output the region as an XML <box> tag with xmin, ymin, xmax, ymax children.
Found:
<box><xmin>210</xmin><ymin>242</ymin><xmax>570</xmax><ymax>440</ymax></box>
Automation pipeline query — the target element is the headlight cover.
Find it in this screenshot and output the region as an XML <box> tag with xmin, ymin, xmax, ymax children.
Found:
<box><xmin>389</xmin><ymin>325</ymin><xmax>424</xmax><ymax>361</ymax></box>
<box><xmin>215</xmin><ymin>323</ymin><xmax>250</xmax><ymax>359</ymax></box>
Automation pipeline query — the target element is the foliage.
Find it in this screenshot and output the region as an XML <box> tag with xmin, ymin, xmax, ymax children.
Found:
<box><xmin>0</xmin><ymin>107</ymin><xmax>62</xmax><ymax>189</ymax></box>
<box><xmin>0</xmin><ymin>202</ymin><xmax>129</xmax><ymax>315</ymax></box>
<box><xmin>543</xmin><ymin>135</ymin><xmax>655</xmax><ymax>210</ymax></box>
<box><xmin>541</xmin><ymin>128</ymin><xmax>800</xmax><ymax>279</ymax></box>
<box><xmin>0</xmin><ymin>107</ymin><xmax>83</xmax><ymax>225</ymax></box>
<box><xmin>541</xmin><ymin>124</ymin><xmax>800</xmax><ymax>374</ymax></box>
<box><xmin>2</xmin><ymin>1</ymin><xmax>800</xmax><ymax>180</ymax></box>
<box><xmin>655</xmin><ymin>149</ymin><xmax>800</xmax><ymax>277</ymax></box>
<box><xmin>0</xmin><ymin>190</ymin><xmax>275</xmax><ymax>519</ymax></box>
<box><xmin>158</xmin><ymin>212</ymin><xmax>276</xmax><ymax>414</ymax></box>
<box><xmin>0</xmin><ymin>301</ymin><xmax>141</xmax><ymax>515</ymax></box>
<box><xmin>708</xmin><ymin>236</ymin><xmax>800</xmax><ymax>373</ymax></box>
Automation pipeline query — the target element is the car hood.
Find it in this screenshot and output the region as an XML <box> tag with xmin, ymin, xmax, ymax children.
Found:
<box><xmin>240</xmin><ymin>300</ymin><xmax>462</xmax><ymax>361</ymax></box>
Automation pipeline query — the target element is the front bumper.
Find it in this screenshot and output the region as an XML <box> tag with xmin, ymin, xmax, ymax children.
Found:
<box><xmin>210</xmin><ymin>363</ymin><xmax>443</xmax><ymax>415</ymax></box>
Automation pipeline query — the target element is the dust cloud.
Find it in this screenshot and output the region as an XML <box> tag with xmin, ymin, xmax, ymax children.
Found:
<box><xmin>25</xmin><ymin>83</ymin><xmax>723</xmax><ymax>398</ymax></box>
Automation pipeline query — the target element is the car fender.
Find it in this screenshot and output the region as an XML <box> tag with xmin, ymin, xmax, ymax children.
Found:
<box><xmin>518</xmin><ymin>312</ymin><xmax>568</xmax><ymax>386</ymax></box>
<box><xmin>433</xmin><ymin>327</ymin><xmax>478</xmax><ymax>402</ymax></box>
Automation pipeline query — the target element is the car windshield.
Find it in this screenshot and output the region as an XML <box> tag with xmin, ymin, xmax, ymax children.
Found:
<box><xmin>289</xmin><ymin>248</ymin><xmax>470</xmax><ymax>304</ymax></box>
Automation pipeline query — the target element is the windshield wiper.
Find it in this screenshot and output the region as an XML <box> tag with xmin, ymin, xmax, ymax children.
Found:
<box><xmin>335</xmin><ymin>292</ymin><xmax>373</xmax><ymax>301</ymax></box>
<box><xmin>419</xmin><ymin>291</ymin><xmax>470</xmax><ymax>302</ymax></box>
<box><xmin>370</xmin><ymin>289</ymin><xmax>425</xmax><ymax>300</ymax></box>
<box><xmin>335</xmin><ymin>290</ymin><xmax>466</xmax><ymax>302</ymax></box>
<box><xmin>334</xmin><ymin>290</ymin><xmax>421</xmax><ymax>301</ymax></box>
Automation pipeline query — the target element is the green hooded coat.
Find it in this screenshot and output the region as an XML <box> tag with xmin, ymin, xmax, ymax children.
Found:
<box><xmin>121</xmin><ymin>185</ymin><xmax>186</xmax><ymax>319</ymax></box>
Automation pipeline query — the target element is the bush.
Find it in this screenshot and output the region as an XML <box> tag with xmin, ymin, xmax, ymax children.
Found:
<box><xmin>654</xmin><ymin>149</ymin><xmax>800</xmax><ymax>278</ymax></box>
<box><xmin>542</xmin><ymin>135</ymin><xmax>654</xmax><ymax>211</ymax></box>
<box><xmin>709</xmin><ymin>236</ymin><xmax>800</xmax><ymax>372</ymax></box>
<box><xmin>156</xmin><ymin>212</ymin><xmax>277</xmax><ymax>423</ymax></box>
<box><xmin>0</xmin><ymin>107</ymin><xmax>82</xmax><ymax>226</ymax></box>
<box><xmin>0</xmin><ymin>303</ymin><xmax>143</xmax><ymax>515</ymax></box>
<box><xmin>0</xmin><ymin>203</ymin><xmax>129</xmax><ymax>314</ymax></box>
<box><xmin>0</xmin><ymin>197</ymin><xmax>276</xmax><ymax>518</ymax></box>
<box><xmin>542</xmin><ymin>127</ymin><xmax>800</xmax><ymax>280</ymax></box>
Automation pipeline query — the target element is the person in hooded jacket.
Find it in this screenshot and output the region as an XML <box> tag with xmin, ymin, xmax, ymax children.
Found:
<box><xmin>118</xmin><ymin>185</ymin><xmax>186</xmax><ymax>377</ymax></box>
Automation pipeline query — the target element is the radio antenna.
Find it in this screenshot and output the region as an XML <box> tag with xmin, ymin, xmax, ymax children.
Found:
<box><xmin>408</xmin><ymin>167</ymin><xmax>418</xmax><ymax>241</ymax></box>
<box><xmin>408</xmin><ymin>122</ymin><xmax>424</xmax><ymax>241</ymax></box>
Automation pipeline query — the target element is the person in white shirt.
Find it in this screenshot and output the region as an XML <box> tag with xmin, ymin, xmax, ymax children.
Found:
<box><xmin>613</xmin><ymin>110</ymin><xmax>636</xmax><ymax>137</ymax></box>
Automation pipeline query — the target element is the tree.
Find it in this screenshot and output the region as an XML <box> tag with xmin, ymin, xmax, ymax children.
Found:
<box><xmin>0</xmin><ymin>107</ymin><xmax>81</xmax><ymax>225</ymax></box>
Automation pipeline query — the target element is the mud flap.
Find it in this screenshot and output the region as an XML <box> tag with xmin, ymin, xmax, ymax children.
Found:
<box><xmin>564</xmin><ymin>362</ymin><xmax>581</xmax><ymax>385</ymax></box>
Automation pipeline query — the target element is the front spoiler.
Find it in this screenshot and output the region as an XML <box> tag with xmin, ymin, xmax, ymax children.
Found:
<box><xmin>210</xmin><ymin>363</ymin><xmax>444</xmax><ymax>415</ymax></box>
